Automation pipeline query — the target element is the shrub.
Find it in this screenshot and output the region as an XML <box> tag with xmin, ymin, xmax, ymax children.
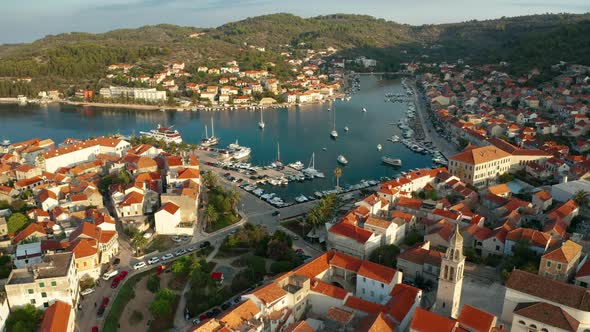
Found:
<box><xmin>147</xmin><ymin>275</ymin><xmax>160</xmax><ymax>293</ymax></box>
<box><xmin>270</xmin><ymin>261</ymin><xmax>293</xmax><ymax>274</ymax></box>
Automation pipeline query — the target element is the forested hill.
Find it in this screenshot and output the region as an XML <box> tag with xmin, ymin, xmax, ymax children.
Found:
<box><xmin>0</xmin><ymin>12</ymin><xmax>589</xmax><ymax>83</ymax></box>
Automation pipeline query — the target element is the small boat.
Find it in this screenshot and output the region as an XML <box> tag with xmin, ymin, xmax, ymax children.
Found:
<box><xmin>382</xmin><ymin>156</ymin><xmax>402</xmax><ymax>166</ymax></box>
<box><xmin>330</xmin><ymin>106</ymin><xmax>338</xmax><ymax>138</ymax></box>
<box><xmin>322</xmin><ymin>147</ymin><xmax>327</xmax><ymax>151</ymax></box>
<box><xmin>288</xmin><ymin>161</ymin><xmax>305</xmax><ymax>171</ymax></box>
<box><xmin>377</xmin><ymin>144</ymin><xmax>382</xmax><ymax>151</ymax></box>
<box><xmin>258</xmin><ymin>110</ymin><xmax>265</xmax><ymax>129</ymax></box>
<box><xmin>337</xmin><ymin>155</ymin><xmax>348</xmax><ymax>165</ymax></box>
<box><xmin>362</xmin><ymin>107</ymin><xmax>367</xmax><ymax>112</ymax></box>
<box><xmin>344</xmin><ymin>126</ymin><xmax>349</xmax><ymax>132</ymax></box>
<box><xmin>387</xmin><ymin>135</ymin><xmax>400</xmax><ymax>143</ymax></box>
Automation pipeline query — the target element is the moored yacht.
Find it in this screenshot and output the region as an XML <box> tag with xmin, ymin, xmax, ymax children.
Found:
<box><xmin>228</xmin><ymin>140</ymin><xmax>251</xmax><ymax>160</ymax></box>
<box><xmin>288</xmin><ymin>161</ymin><xmax>305</xmax><ymax>171</ymax></box>
<box><xmin>140</xmin><ymin>124</ymin><xmax>183</xmax><ymax>144</ymax></box>
<box><xmin>382</xmin><ymin>156</ymin><xmax>402</xmax><ymax>166</ymax></box>
<box><xmin>201</xmin><ymin>118</ymin><xmax>219</xmax><ymax>147</ymax></box>
<box><xmin>337</xmin><ymin>155</ymin><xmax>348</xmax><ymax>165</ymax></box>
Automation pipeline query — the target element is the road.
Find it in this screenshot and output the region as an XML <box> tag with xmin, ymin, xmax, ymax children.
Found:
<box><xmin>408</xmin><ymin>79</ymin><xmax>458</xmax><ymax>158</ymax></box>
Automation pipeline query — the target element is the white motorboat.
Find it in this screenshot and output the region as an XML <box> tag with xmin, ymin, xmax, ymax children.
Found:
<box><xmin>387</xmin><ymin>135</ymin><xmax>400</xmax><ymax>143</ymax></box>
<box><xmin>295</xmin><ymin>195</ymin><xmax>308</xmax><ymax>203</ymax></box>
<box><xmin>228</xmin><ymin>140</ymin><xmax>251</xmax><ymax>160</ymax></box>
<box><xmin>377</xmin><ymin>144</ymin><xmax>382</xmax><ymax>151</ymax></box>
<box><xmin>382</xmin><ymin>156</ymin><xmax>402</xmax><ymax>166</ymax></box>
<box><xmin>337</xmin><ymin>155</ymin><xmax>348</xmax><ymax>165</ymax></box>
<box><xmin>362</xmin><ymin>107</ymin><xmax>367</xmax><ymax>112</ymax></box>
<box><xmin>201</xmin><ymin>118</ymin><xmax>219</xmax><ymax>147</ymax></box>
<box><xmin>258</xmin><ymin>110</ymin><xmax>265</xmax><ymax>129</ymax></box>
<box><xmin>140</xmin><ymin>124</ymin><xmax>183</xmax><ymax>144</ymax></box>
<box><xmin>288</xmin><ymin>161</ymin><xmax>305</xmax><ymax>171</ymax></box>
<box><xmin>344</xmin><ymin>126</ymin><xmax>349</xmax><ymax>132</ymax></box>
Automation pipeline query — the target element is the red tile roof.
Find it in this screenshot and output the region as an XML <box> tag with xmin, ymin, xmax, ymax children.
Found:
<box><xmin>344</xmin><ymin>296</ymin><xmax>387</xmax><ymax>314</ymax></box>
<box><xmin>514</xmin><ymin>302</ymin><xmax>579</xmax><ymax>332</ymax></box>
<box><xmin>328</xmin><ymin>222</ymin><xmax>373</xmax><ymax>244</ymax></box>
<box><xmin>13</xmin><ymin>223</ymin><xmax>47</xmax><ymax>244</ymax></box>
<box><xmin>161</xmin><ymin>202</ymin><xmax>180</xmax><ymax>215</ymax></box>
<box><xmin>387</xmin><ymin>283</ymin><xmax>420</xmax><ymax>322</ymax></box>
<box><xmin>457</xmin><ymin>304</ymin><xmax>496</xmax><ymax>332</ymax></box>
<box><xmin>542</xmin><ymin>240</ymin><xmax>582</xmax><ymax>264</ymax></box>
<box><xmin>310</xmin><ymin>279</ymin><xmax>348</xmax><ymax>300</ymax></box>
<box><xmin>506</xmin><ymin>228</ymin><xmax>550</xmax><ymax>248</ymax></box>
<box><xmin>410</xmin><ymin>308</ymin><xmax>456</xmax><ymax>332</ymax></box>
<box><xmin>357</xmin><ymin>260</ymin><xmax>398</xmax><ymax>284</ymax></box>
<box><xmin>40</xmin><ymin>301</ymin><xmax>72</xmax><ymax>332</ymax></box>
<box><xmin>356</xmin><ymin>312</ymin><xmax>396</xmax><ymax>332</ymax></box>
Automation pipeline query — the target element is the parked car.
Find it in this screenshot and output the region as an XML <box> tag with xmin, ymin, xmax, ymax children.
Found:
<box><xmin>272</xmin><ymin>211</ymin><xmax>280</xmax><ymax>216</ymax></box>
<box><xmin>102</xmin><ymin>270</ymin><xmax>118</xmax><ymax>281</ymax></box>
<box><xmin>192</xmin><ymin>318</ymin><xmax>201</xmax><ymax>326</ymax></box>
<box><xmin>221</xmin><ymin>303</ymin><xmax>230</xmax><ymax>310</ymax></box>
<box><xmin>172</xmin><ymin>236</ymin><xmax>182</xmax><ymax>243</ymax></box>
<box><xmin>111</xmin><ymin>279</ymin><xmax>120</xmax><ymax>288</ymax></box>
<box><xmin>187</xmin><ymin>246</ymin><xmax>197</xmax><ymax>252</ymax></box>
<box><xmin>211</xmin><ymin>308</ymin><xmax>221</xmax><ymax>317</ymax></box>
<box><xmin>133</xmin><ymin>261</ymin><xmax>146</xmax><ymax>270</ymax></box>
<box><xmin>175</xmin><ymin>249</ymin><xmax>187</xmax><ymax>257</ymax></box>
<box><xmin>80</xmin><ymin>288</ymin><xmax>95</xmax><ymax>296</ymax></box>
<box><xmin>206</xmin><ymin>311</ymin><xmax>214</xmax><ymax>318</ymax></box>
<box><xmin>101</xmin><ymin>297</ymin><xmax>110</xmax><ymax>307</ymax></box>
<box><xmin>199</xmin><ymin>314</ymin><xmax>208</xmax><ymax>320</ymax></box>
<box><xmin>161</xmin><ymin>253</ymin><xmax>174</xmax><ymax>261</ymax></box>
<box><xmin>92</xmin><ymin>326</ymin><xmax>99</xmax><ymax>332</ymax></box>
<box><xmin>119</xmin><ymin>271</ymin><xmax>129</xmax><ymax>279</ymax></box>
<box><xmin>199</xmin><ymin>241</ymin><xmax>211</xmax><ymax>249</ymax></box>
<box><xmin>148</xmin><ymin>257</ymin><xmax>160</xmax><ymax>265</ymax></box>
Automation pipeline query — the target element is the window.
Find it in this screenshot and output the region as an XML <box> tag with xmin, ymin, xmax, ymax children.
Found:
<box><xmin>41</xmin><ymin>292</ymin><xmax>47</xmax><ymax>298</ymax></box>
<box><xmin>370</xmin><ymin>291</ymin><xmax>374</xmax><ymax>297</ymax></box>
<box><xmin>38</xmin><ymin>282</ymin><xmax>45</xmax><ymax>288</ymax></box>
<box><xmin>51</xmin><ymin>281</ymin><xmax>57</xmax><ymax>287</ymax></box>
<box><xmin>363</xmin><ymin>277</ymin><xmax>366</xmax><ymax>282</ymax></box>
<box><xmin>362</xmin><ymin>288</ymin><xmax>365</xmax><ymax>294</ymax></box>
<box><xmin>43</xmin><ymin>302</ymin><xmax>49</xmax><ymax>308</ymax></box>
<box><xmin>30</xmin><ymin>299</ymin><xmax>36</xmax><ymax>304</ymax></box>
<box><xmin>381</xmin><ymin>284</ymin><xmax>384</xmax><ymax>289</ymax></box>
<box><xmin>27</xmin><ymin>289</ymin><xmax>34</xmax><ymax>294</ymax></box>
<box><xmin>518</xmin><ymin>320</ymin><xmax>525</xmax><ymax>325</ymax></box>
<box><xmin>557</xmin><ymin>263</ymin><xmax>562</xmax><ymax>270</ymax></box>
<box><xmin>546</xmin><ymin>261</ymin><xmax>551</xmax><ymax>267</ymax></box>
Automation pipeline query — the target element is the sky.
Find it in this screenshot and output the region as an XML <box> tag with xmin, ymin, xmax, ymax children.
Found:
<box><xmin>2</xmin><ymin>0</ymin><xmax>589</xmax><ymax>44</ymax></box>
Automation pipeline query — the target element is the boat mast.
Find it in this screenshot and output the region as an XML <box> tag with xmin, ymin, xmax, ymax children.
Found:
<box><xmin>205</xmin><ymin>125</ymin><xmax>209</xmax><ymax>139</ymax></box>
<box><xmin>277</xmin><ymin>142</ymin><xmax>281</xmax><ymax>162</ymax></box>
<box><xmin>211</xmin><ymin>117</ymin><xmax>215</xmax><ymax>137</ymax></box>
<box><xmin>333</xmin><ymin>106</ymin><xmax>336</xmax><ymax>131</ymax></box>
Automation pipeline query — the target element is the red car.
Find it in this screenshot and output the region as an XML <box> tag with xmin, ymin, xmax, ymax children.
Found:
<box><xmin>119</xmin><ymin>271</ymin><xmax>128</xmax><ymax>279</ymax></box>
<box><xmin>101</xmin><ymin>297</ymin><xmax>110</xmax><ymax>307</ymax></box>
<box><xmin>111</xmin><ymin>278</ymin><xmax>120</xmax><ymax>288</ymax></box>
<box><xmin>92</xmin><ymin>327</ymin><xmax>99</xmax><ymax>332</ymax></box>
<box><xmin>199</xmin><ymin>314</ymin><xmax>208</xmax><ymax>320</ymax></box>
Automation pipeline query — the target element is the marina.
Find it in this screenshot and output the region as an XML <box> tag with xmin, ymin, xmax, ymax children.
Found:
<box><xmin>0</xmin><ymin>76</ymin><xmax>437</xmax><ymax>203</ymax></box>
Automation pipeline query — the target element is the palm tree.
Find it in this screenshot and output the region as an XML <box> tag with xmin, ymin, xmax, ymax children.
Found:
<box><xmin>204</xmin><ymin>205</ymin><xmax>219</xmax><ymax>231</ymax></box>
<box><xmin>132</xmin><ymin>233</ymin><xmax>148</xmax><ymax>255</ymax></box>
<box><xmin>573</xmin><ymin>190</ymin><xmax>589</xmax><ymax>206</ymax></box>
<box><xmin>203</xmin><ymin>172</ymin><xmax>217</xmax><ymax>189</ymax></box>
<box><xmin>227</xmin><ymin>188</ymin><xmax>240</xmax><ymax>212</ymax></box>
<box><xmin>334</xmin><ymin>167</ymin><xmax>342</xmax><ymax>190</ymax></box>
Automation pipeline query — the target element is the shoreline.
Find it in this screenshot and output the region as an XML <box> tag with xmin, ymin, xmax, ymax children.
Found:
<box><xmin>2</xmin><ymin>92</ymin><xmax>349</xmax><ymax>112</ymax></box>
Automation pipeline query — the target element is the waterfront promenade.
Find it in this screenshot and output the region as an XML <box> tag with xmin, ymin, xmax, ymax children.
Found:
<box><xmin>408</xmin><ymin>79</ymin><xmax>458</xmax><ymax>158</ymax></box>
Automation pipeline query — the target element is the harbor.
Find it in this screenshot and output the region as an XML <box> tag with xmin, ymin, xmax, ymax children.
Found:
<box><xmin>0</xmin><ymin>75</ymin><xmax>437</xmax><ymax>204</ymax></box>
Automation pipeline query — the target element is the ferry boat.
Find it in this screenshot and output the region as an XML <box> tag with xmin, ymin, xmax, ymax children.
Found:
<box><xmin>382</xmin><ymin>156</ymin><xmax>402</xmax><ymax>166</ymax></box>
<box><xmin>201</xmin><ymin>118</ymin><xmax>219</xmax><ymax>147</ymax></box>
<box><xmin>228</xmin><ymin>140</ymin><xmax>251</xmax><ymax>160</ymax></box>
<box><xmin>337</xmin><ymin>155</ymin><xmax>348</xmax><ymax>165</ymax></box>
<box><xmin>140</xmin><ymin>124</ymin><xmax>183</xmax><ymax>144</ymax></box>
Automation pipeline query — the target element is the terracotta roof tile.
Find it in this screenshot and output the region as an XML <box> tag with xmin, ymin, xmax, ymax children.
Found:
<box><xmin>218</xmin><ymin>299</ymin><xmax>259</xmax><ymax>330</ymax></box>
<box><xmin>514</xmin><ymin>302</ymin><xmax>579</xmax><ymax>331</ymax></box>
<box><xmin>457</xmin><ymin>304</ymin><xmax>496</xmax><ymax>332</ymax></box>
<box><xmin>356</xmin><ymin>312</ymin><xmax>396</xmax><ymax>332</ymax></box>
<box><xmin>161</xmin><ymin>202</ymin><xmax>180</xmax><ymax>215</ymax></box>
<box><xmin>450</xmin><ymin>145</ymin><xmax>510</xmax><ymax>165</ymax></box>
<box><xmin>326</xmin><ymin>307</ymin><xmax>354</xmax><ymax>323</ymax></box>
<box><xmin>13</xmin><ymin>223</ymin><xmax>47</xmax><ymax>244</ymax></box>
<box><xmin>507</xmin><ymin>269</ymin><xmax>590</xmax><ymax>311</ymax></box>
<box><xmin>285</xmin><ymin>321</ymin><xmax>315</xmax><ymax>332</ymax></box>
<box><xmin>542</xmin><ymin>240</ymin><xmax>582</xmax><ymax>264</ymax></box>
<box><xmin>410</xmin><ymin>308</ymin><xmax>456</xmax><ymax>332</ymax></box>
<box><xmin>344</xmin><ymin>296</ymin><xmax>387</xmax><ymax>314</ymax></box>
<box><xmin>40</xmin><ymin>301</ymin><xmax>72</xmax><ymax>332</ymax></box>
<box><xmin>252</xmin><ymin>283</ymin><xmax>287</xmax><ymax>305</ymax></box>
<box><xmin>357</xmin><ymin>260</ymin><xmax>398</xmax><ymax>284</ymax></box>
<box><xmin>387</xmin><ymin>283</ymin><xmax>420</xmax><ymax>322</ymax></box>
<box><xmin>329</xmin><ymin>221</ymin><xmax>373</xmax><ymax>244</ymax></box>
<box><xmin>310</xmin><ymin>279</ymin><xmax>348</xmax><ymax>299</ymax></box>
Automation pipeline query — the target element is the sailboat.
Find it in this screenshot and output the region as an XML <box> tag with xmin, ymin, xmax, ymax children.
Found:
<box><xmin>258</xmin><ymin>110</ymin><xmax>265</xmax><ymax>129</ymax></box>
<box><xmin>303</xmin><ymin>152</ymin><xmax>325</xmax><ymax>178</ymax></box>
<box><xmin>330</xmin><ymin>106</ymin><xmax>338</xmax><ymax>138</ymax></box>
<box><xmin>271</xmin><ymin>142</ymin><xmax>283</xmax><ymax>168</ymax></box>
<box><xmin>201</xmin><ymin>118</ymin><xmax>219</xmax><ymax>147</ymax></box>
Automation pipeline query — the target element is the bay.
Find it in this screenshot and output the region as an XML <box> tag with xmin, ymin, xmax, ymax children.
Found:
<box><xmin>0</xmin><ymin>76</ymin><xmax>433</xmax><ymax>200</ymax></box>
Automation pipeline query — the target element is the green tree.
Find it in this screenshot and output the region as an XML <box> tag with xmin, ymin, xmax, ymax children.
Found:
<box><xmin>6</xmin><ymin>304</ymin><xmax>43</xmax><ymax>332</ymax></box>
<box><xmin>368</xmin><ymin>244</ymin><xmax>400</xmax><ymax>268</ymax></box>
<box><xmin>149</xmin><ymin>288</ymin><xmax>177</xmax><ymax>318</ymax></box>
<box><xmin>147</xmin><ymin>275</ymin><xmax>160</xmax><ymax>293</ymax></box>
<box><xmin>7</xmin><ymin>213</ymin><xmax>29</xmax><ymax>234</ymax></box>
<box><xmin>202</xmin><ymin>172</ymin><xmax>218</xmax><ymax>188</ymax></box>
<box><xmin>573</xmin><ymin>190</ymin><xmax>589</xmax><ymax>206</ymax></box>
<box><xmin>205</xmin><ymin>205</ymin><xmax>219</xmax><ymax>230</ymax></box>
<box><xmin>227</xmin><ymin>188</ymin><xmax>240</xmax><ymax>211</ymax></box>
<box><xmin>132</xmin><ymin>232</ymin><xmax>148</xmax><ymax>255</ymax></box>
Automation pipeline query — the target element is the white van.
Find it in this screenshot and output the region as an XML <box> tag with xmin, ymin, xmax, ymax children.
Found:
<box><xmin>102</xmin><ymin>269</ymin><xmax>118</xmax><ymax>280</ymax></box>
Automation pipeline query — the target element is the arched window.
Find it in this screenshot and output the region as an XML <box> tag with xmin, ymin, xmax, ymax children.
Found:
<box><xmin>518</xmin><ymin>320</ymin><xmax>525</xmax><ymax>325</ymax></box>
<box><xmin>540</xmin><ymin>329</ymin><xmax>548</xmax><ymax>332</ymax></box>
<box><xmin>455</xmin><ymin>249</ymin><xmax>460</xmax><ymax>259</ymax></box>
<box><xmin>529</xmin><ymin>324</ymin><xmax>537</xmax><ymax>330</ymax></box>
<box><xmin>450</xmin><ymin>267</ymin><xmax>455</xmax><ymax>281</ymax></box>
<box><xmin>444</xmin><ymin>266</ymin><xmax>449</xmax><ymax>280</ymax></box>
